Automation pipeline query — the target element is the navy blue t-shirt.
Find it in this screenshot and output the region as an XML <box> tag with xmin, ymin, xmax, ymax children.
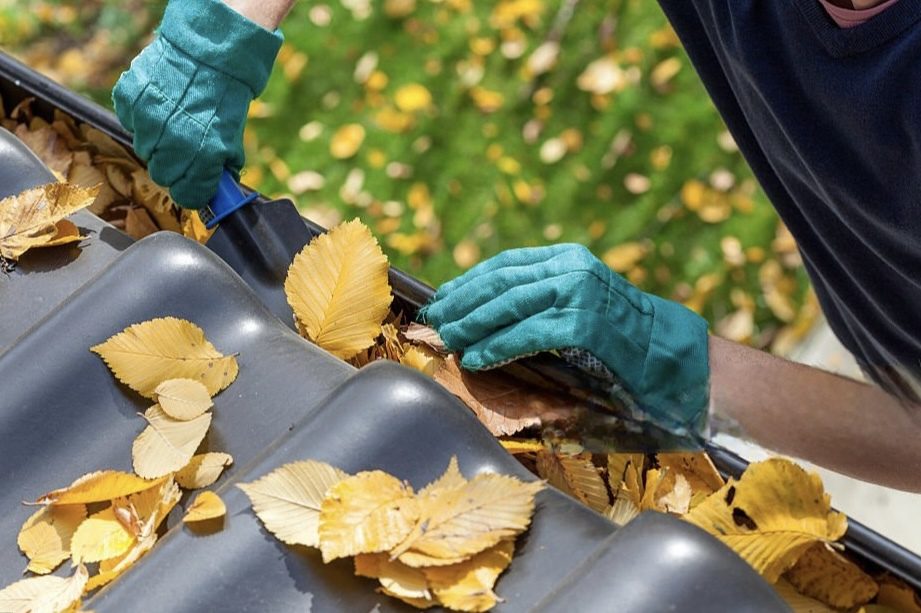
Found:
<box><xmin>657</xmin><ymin>0</ymin><xmax>921</xmax><ymax>401</ymax></box>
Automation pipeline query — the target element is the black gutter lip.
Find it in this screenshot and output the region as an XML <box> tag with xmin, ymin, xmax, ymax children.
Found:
<box><xmin>3</xmin><ymin>47</ymin><xmax>920</xmax><ymax>594</ymax></box>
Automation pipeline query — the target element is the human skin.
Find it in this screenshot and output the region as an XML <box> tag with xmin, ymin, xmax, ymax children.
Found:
<box><xmin>709</xmin><ymin>336</ymin><xmax>921</xmax><ymax>492</ymax></box>
<box><xmin>223</xmin><ymin>0</ymin><xmax>296</xmax><ymax>29</ymax></box>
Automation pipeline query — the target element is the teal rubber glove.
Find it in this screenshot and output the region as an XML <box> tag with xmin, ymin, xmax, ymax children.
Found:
<box><xmin>421</xmin><ymin>244</ymin><xmax>710</xmax><ymax>433</ymax></box>
<box><xmin>112</xmin><ymin>0</ymin><xmax>283</xmax><ymax>208</ymax></box>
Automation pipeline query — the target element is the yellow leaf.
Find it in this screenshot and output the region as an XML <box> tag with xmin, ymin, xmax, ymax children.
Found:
<box><xmin>606</xmin><ymin>494</ymin><xmax>640</xmax><ymax>526</ymax></box>
<box><xmin>425</xmin><ymin>540</ymin><xmax>514</xmax><ymax>612</ymax></box>
<box><xmin>784</xmin><ymin>543</ymin><xmax>878</xmax><ymax>609</ymax></box>
<box><xmin>123</xmin><ymin>206</ymin><xmax>159</xmax><ymax>240</ymax></box>
<box><xmin>284</xmin><ymin>219</ymin><xmax>393</xmax><ymax>360</ymax></box>
<box><xmin>391</xmin><ymin>473</ymin><xmax>542</xmax><ymax>563</ymax></box>
<box><xmin>606</xmin><ymin>453</ymin><xmax>645</xmax><ymax>493</ymax></box>
<box><xmin>498</xmin><ymin>438</ymin><xmax>544</xmax><ymax>455</ymax></box>
<box><xmin>0</xmin><ymin>564</ymin><xmax>88</xmax><ymax>613</ymax></box>
<box><xmin>602</xmin><ymin>242</ymin><xmax>646</xmax><ymax>273</ymax></box>
<box><xmin>238</xmin><ymin>460</ymin><xmax>348</xmax><ymax>548</ymax></box>
<box><xmin>37</xmin><ymin>471</ymin><xmax>166</xmax><ymax>505</ymax></box>
<box><xmin>394</xmin><ymin>84</ymin><xmax>432</xmax><ymax>113</ymax></box>
<box><xmin>84</xmin><ymin>532</ymin><xmax>156</xmax><ymax>594</ymax></box>
<box><xmin>175</xmin><ymin>452</ymin><xmax>234</xmax><ymax>490</ymax></box>
<box><xmin>656</xmin><ymin>452</ymin><xmax>724</xmax><ymax>502</ymax></box>
<box><xmin>876</xmin><ymin>574</ymin><xmax>921</xmax><ymax>613</ymax></box>
<box><xmin>318</xmin><ymin>470</ymin><xmax>418</xmax><ymax>562</ymax></box>
<box><xmin>684</xmin><ymin>458</ymin><xmax>847</xmax><ymax>583</ymax></box>
<box><xmin>773</xmin><ymin>579</ymin><xmax>837</xmax><ymax>613</ymax></box>
<box><xmin>183</xmin><ymin>491</ymin><xmax>226</xmax><ymax>523</ymax></box>
<box><xmin>355</xmin><ymin>553</ymin><xmax>433</xmax><ymax>604</ymax></box>
<box><xmin>17</xmin><ymin>504</ymin><xmax>86</xmax><ymax>575</ymax></box>
<box><xmin>70</xmin><ymin>507</ymin><xmax>136</xmax><ymax>564</ymax></box>
<box><xmin>536</xmin><ymin>451</ymin><xmax>609</xmax><ymax>513</ymax></box>
<box><xmin>132</xmin><ymin>404</ymin><xmax>213</xmax><ymax>479</ymax></box>
<box><xmin>153</xmin><ymin>378</ymin><xmax>213</xmax><ymax>420</ymax></box>
<box><xmin>0</xmin><ymin>182</ymin><xmax>97</xmax><ymax>260</ymax></box>
<box><xmin>91</xmin><ymin>317</ymin><xmax>238</xmax><ymax>398</ymax></box>
<box><xmin>640</xmin><ymin>467</ymin><xmax>669</xmax><ymax>511</ymax></box>
<box><xmin>330</xmin><ymin>123</ymin><xmax>365</xmax><ymax>159</ymax></box>
<box><xmin>418</xmin><ymin>457</ymin><xmax>466</xmax><ymax>500</ymax></box>
<box><xmin>41</xmin><ymin>219</ymin><xmax>84</xmax><ymax>248</ymax></box>
<box><xmin>656</xmin><ymin>473</ymin><xmax>692</xmax><ymax>514</ymax></box>
<box><xmin>180</xmin><ymin>209</ymin><xmax>213</xmax><ymax>244</ymax></box>
<box><xmin>400</xmin><ymin>346</ymin><xmax>436</xmax><ymax>376</ymax></box>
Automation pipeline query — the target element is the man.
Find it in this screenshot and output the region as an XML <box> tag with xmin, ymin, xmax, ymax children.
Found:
<box><xmin>113</xmin><ymin>0</ymin><xmax>921</xmax><ymax>490</ymax></box>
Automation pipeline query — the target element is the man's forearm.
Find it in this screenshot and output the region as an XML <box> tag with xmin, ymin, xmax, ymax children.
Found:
<box><xmin>224</xmin><ymin>0</ymin><xmax>295</xmax><ymax>29</ymax></box>
<box><xmin>709</xmin><ymin>336</ymin><xmax>921</xmax><ymax>492</ymax></box>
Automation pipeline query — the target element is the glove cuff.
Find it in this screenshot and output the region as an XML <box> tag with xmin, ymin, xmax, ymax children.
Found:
<box><xmin>640</xmin><ymin>295</ymin><xmax>710</xmax><ymax>434</ymax></box>
<box><xmin>160</xmin><ymin>0</ymin><xmax>284</xmax><ymax>96</ymax></box>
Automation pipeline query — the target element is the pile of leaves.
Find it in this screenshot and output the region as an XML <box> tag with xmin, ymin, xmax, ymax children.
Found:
<box><xmin>240</xmin><ymin>457</ymin><xmax>541</xmax><ymax>611</ymax></box>
<box><xmin>0</xmin><ymin>318</ymin><xmax>237</xmax><ymax>611</ymax></box>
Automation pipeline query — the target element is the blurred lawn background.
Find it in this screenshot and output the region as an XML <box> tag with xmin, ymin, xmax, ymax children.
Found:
<box><xmin>0</xmin><ymin>0</ymin><xmax>817</xmax><ymax>353</ymax></box>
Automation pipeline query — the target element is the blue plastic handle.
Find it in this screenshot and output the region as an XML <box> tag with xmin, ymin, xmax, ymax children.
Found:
<box><xmin>199</xmin><ymin>169</ymin><xmax>259</xmax><ymax>229</ymax></box>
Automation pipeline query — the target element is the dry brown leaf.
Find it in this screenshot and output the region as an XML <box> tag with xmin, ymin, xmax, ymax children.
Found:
<box><xmin>425</xmin><ymin>539</ymin><xmax>514</xmax><ymax>613</ymax></box>
<box><xmin>318</xmin><ymin>470</ymin><xmax>418</xmax><ymax>562</ymax></box>
<box><xmin>656</xmin><ymin>452</ymin><xmax>724</xmax><ymax>506</ymax></box>
<box><xmin>14</xmin><ymin>123</ymin><xmax>73</xmax><ymax>178</ymax></box>
<box><xmin>684</xmin><ymin>458</ymin><xmax>847</xmax><ymax>583</ymax></box>
<box><xmin>0</xmin><ymin>182</ymin><xmax>97</xmax><ymax>260</ymax></box>
<box><xmin>876</xmin><ymin>574</ymin><xmax>921</xmax><ymax>613</ymax></box>
<box><xmin>0</xmin><ymin>564</ymin><xmax>88</xmax><ymax>613</ymax></box>
<box><xmin>123</xmin><ymin>206</ymin><xmax>159</xmax><ymax>240</ymax></box>
<box><xmin>91</xmin><ymin>317</ymin><xmax>238</xmax><ymax>398</ymax></box>
<box><xmin>784</xmin><ymin>543</ymin><xmax>878</xmax><ymax>609</ymax></box>
<box><xmin>239</xmin><ymin>460</ymin><xmax>348</xmax><ymax>548</ymax></box>
<box><xmin>183</xmin><ymin>491</ymin><xmax>226</xmax><ymax>523</ymax></box>
<box><xmin>132</xmin><ymin>404</ymin><xmax>213</xmax><ymax>479</ymax></box>
<box><xmin>392</xmin><ymin>473</ymin><xmax>542</xmax><ymax>563</ymax></box>
<box><xmin>154</xmin><ymin>378</ymin><xmax>214</xmax><ymax>421</ymax></box>
<box><xmin>175</xmin><ymin>452</ymin><xmax>234</xmax><ymax>490</ymax></box>
<box><xmin>284</xmin><ymin>219</ymin><xmax>393</xmax><ymax>360</ymax></box>
<box><xmin>773</xmin><ymin>579</ymin><xmax>837</xmax><ymax>613</ymax></box>
<box><xmin>536</xmin><ymin>451</ymin><xmax>609</xmax><ymax>513</ymax></box>
<box><xmin>403</xmin><ymin>322</ymin><xmax>446</xmax><ymax>352</ymax></box>
<box><xmin>433</xmin><ymin>355</ymin><xmax>551</xmax><ymax>436</ymax></box>
<box><xmin>37</xmin><ymin>471</ymin><xmax>166</xmax><ymax>505</ymax></box>
<box><xmin>70</xmin><ymin>506</ymin><xmax>136</xmax><ymax>564</ymax></box>
<box><xmin>17</xmin><ymin>504</ymin><xmax>86</xmax><ymax>575</ymax></box>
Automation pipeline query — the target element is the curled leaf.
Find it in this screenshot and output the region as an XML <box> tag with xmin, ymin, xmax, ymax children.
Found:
<box><xmin>183</xmin><ymin>491</ymin><xmax>227</xmax><ymax>523</ymax></box>
<box><xmin>0</xmin><ymin>182</ymin><xmax>97</xmax><ymax>260</ymax></box>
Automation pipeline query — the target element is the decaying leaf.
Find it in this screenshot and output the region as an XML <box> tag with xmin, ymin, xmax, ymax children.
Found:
<box><xmin>784</xmin><ymin>543</ymin><xmax>877</xmax><ymax>609</ymax></box>
<box><xmin>154</xmin><ymin>378</ymin><xmax>214</xmax><ymax>421</ymax></box>
<box><xmin>285</xmin><ymin>219</ymin><xmax>393</xmax><ymax>360</ymax></box>
<box><xmin>183</xmin><ymin>491</ymin><xmax>227</xmax><ymax>523</ymax></box>
<box><xmin>433</xmin><ymin>355</ymin><xmax>545</xmax><ymax>436</ymax></box>
<box><xmin>175</xmin><ymin>452</ymin><xmax>234</xmax><ymax>490</ymax></box>
<box><xmin>0</xmin><ymin>564</ymin><xmax>88</xmax><ymax>613</ymax></box>
<box><xmin>132</xmin><ymin>404</ymin><xmax>213</xmax><ymax>479</ymax></box>
<box><xmin>392</xmin><ymin>473</ymin><xmax>542</xmax><ymax>564</ymax></box>
<box><xmin>876</xmin><ymin>574</ymin><xmax>921</xmax><ymax>613</ymax></box>
<box><xmin>239</xmin><ymin>460</ymin><xmax>348</xmax><ymax>548</ymax></box>
<box><xmin>425</xmin><ymin>540</ymin><xmax>515</xmax><ymax>613</ymax></box>
<box><xmin>0</xmin><ymin>182</ymin><xmax>97</xmax><ymax>260</ymax></box>
<box><xmin>536</xmin><ymin>451</ymin><xmax>609</xmax><ymax>513</ymax></box>
<box><xmin>318</xmin><ymin>470</ymin><xmax>418</xmax><ymax>562</ymax></box>
<box><xmin>70</xmin><ymin>506</ymin><xmax>136</xmax><ymax>564</ymax></box>
<box><xmin>403</xmin><ymin>322</ymin><xmax>446</xmax><ymax>353</ymax></box>
<box><xmin>17</xmin><ymin>504</ymin><xmax>86</xmax><ymax>575</ymax></box>
<box><xmin>684</xmin><ymin>458</ymin><xmax>847</xmax><ymax>583</ymax></box>
<box><xmin>91</xmin><ymin>317</ymin><xmax>238</xmax><ymax>398</ymax></box>
<box><xmin>37</xmin><ymin>470</ymin><xmax>165</xmax><ymax>505</ymax></box>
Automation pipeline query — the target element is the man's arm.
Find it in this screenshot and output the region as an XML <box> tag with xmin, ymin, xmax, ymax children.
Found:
<box><xmin>223</xmin><ymin>0</ymin><xmax>296</xmax><ymax>30</ymax></box>
<box><xmin>710</xmin><ymin>335</ymin><xmax>921</xmax><ymax>492</ymax></box>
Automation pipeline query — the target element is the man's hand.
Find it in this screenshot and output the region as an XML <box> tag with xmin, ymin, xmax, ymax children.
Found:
<box><xmin>112</xmin><ymin>0</ymin><xmax>286</xmax><ymax>208</ymax></box>
<box><xmin>421</xmin><ymin>244</ymin><xmax>711</xmax><ymax>433</ymax></box>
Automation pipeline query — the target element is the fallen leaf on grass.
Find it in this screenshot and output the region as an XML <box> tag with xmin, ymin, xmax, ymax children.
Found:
<box><xmin>183</xmin><ymin>491</ymin><xmax>226</xmax><ymax>523</ymax></box>
<box><xmin>91</xmin><ymin>317</ymin><xmax>238</xmax><ymax>398</ymax></box>
<box><xmin>0</xmin><ymin>564</ymin><xmax>88</xmax><ymax>613</ymax></box>
<box><xmin>239</xmin><ymin>460</ymin><xmax>348</xmax><ymax>548</ymax></box>
<box><xmin>684</xmin><ymin>458</ymin><xmax>847</xmax><ymax>583</ymax></box>
<box><xmin>0</xmin><ymin>182</ymin><xmax>97</xmax><ymax>260</ymax></box>
<box><xmin>175</xmin><ymin>452</ymin><xmax>234</xmax><ymax>490</ymax></box>
<box><xmin>132</xmin><ymin>404</ymin><xmax>212</xmax><ymax>479</ymax></box>
<box><xmin>17</xmin><ymin>504</ymin><xmax>86</xmax><ymax>575</ymax></box>
<box><xmin>318</xmin><ymin>471</ymin><xmax>418</xmax><ymax>562</ymax></box>
<box><xmin>154</xmin><ymin>378</ymin><xmax>213</xmax><ymax>421</ymax></box>
<box><xmin>285</xmin><ymin>219</ymin><xmax>393</xmax><ymax>360</ymax></box>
